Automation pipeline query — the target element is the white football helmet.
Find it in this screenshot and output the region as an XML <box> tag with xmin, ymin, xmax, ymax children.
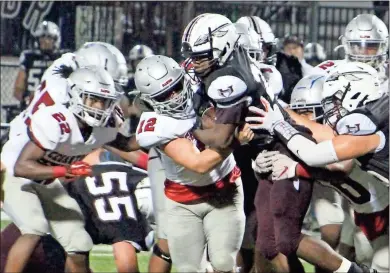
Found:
<box><xmin>34</xmin><ymin>21</ymin><xmax>61</xmax><ymax>50</ymax></box>
<box><xmin>304</xmin><ymin>43</ymin><xmax>327</xmax><ymax>66</ymax></box>
<box><xmin>132</xmin><ymin>55</ymin><xmax>194</xmax><ymax>119</ymax></box>
<box><xmin>236</xmin><ymin>16</ymin><xmax>277</xmax><ymax>64</ymax></box>
<box><xmin>129</xmin><ymin>45</ymin><xmax>154</xmax><ymax>61</ymax></box>
<box><xmin>234</xmin><ymin>23</ymin><xmax>263</xmax><ymax>61</ymax></box>
<box><xmin>342</xmin><ymin>14</ymin><xmax>389</xmax><ymax>68</ymax></box>
<box><xmin>322</xmin><ymin>62</ymin><xmax>382</xmax><ymax>128</ymax></box>
<box><xmin>82</xmin><ymin>42</ymin><xmax>129</xmax><ymax>86</ymax></box>
<box><xmin>290</xmin><ymin>75</ymin><xmax>325</xmax><ymax>120</ymax></box>
<box><xmin>181</xmin><ymin>13</ymin><xmax>239</xmax><ymax>66</ymax></box>
<box><xmin>75</xmin><ymin>44</ymin><xmax>122</xmax><ymax>86</ymax></box>
<box><xmin>67</xmin><ymin>66</ymin><xmax>119</xmax><ymax>127</ymax></box>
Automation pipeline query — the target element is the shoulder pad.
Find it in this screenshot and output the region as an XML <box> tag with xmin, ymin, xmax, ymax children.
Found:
<box><xmin>336</xmin><ymin>112</ymin><xmax>377</xmax><ymax>135</ymax></box>
<box><xmin>29</xmin><ymin>105</ymin><xmax>72</xmax><ymax>150</ymax></box>
<box><xmin>136</xmin><ymin>112</ymin><xmax>195</xmax><ymax>149</ymax></box>
<box><xmin>207</xmin><ymin>74</ymin><xmax>247</xmax><ymax>104</ymax></box>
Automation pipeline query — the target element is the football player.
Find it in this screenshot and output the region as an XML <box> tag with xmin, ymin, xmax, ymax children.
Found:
<box><xmin>288</xmin><ymin>75</ymin><xmax>347</xmax><ymax>273</ymax></box>
<box><xmin>13</xmin><ymin>21</ymin><xmax>69</xmax><ymax>110</ymax></box>
<box><xmin>182</xmin><ymin>13</ymin><xmax>363</xmax><ymax>273</ymax></box>
<box><xmin>315</xmin><ymin>14</ymin><xmax>388</xmax><ymax>96</ymax></box>
<box><xmin>252</xmin><ymin>63</ymin><xmax>388</xmax><ymax>272</ymax></box>
<box><xmin>132</xmin><ymin>55</ymin><xmax>252</xmax><ymax>272</ymax></box>
<box><xmin>1</xmin><ymin>66</ymin><xmax>140</xmax><ymax>273</ymax></box>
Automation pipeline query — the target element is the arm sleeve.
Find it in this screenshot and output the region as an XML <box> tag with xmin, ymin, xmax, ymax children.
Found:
<box><xmin>274</xmin><ymin>120</ymin><xmax>339</xmax><ymax>167</ymax></box>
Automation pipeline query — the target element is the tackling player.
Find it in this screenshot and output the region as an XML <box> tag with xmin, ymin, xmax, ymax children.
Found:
<box><xmin>252</xmin><ymin>64</ymin><xmax>388</xmax><ymax>272</ymax></box>
<box><xmin>132</xmin><ymin>55</ymin><xmax>252</xmax><ymax>272</ymax></box>
<box><xmin>13</xmin><ymin>21</ymin><xmax>69</xmax><ymax>110</ymax></box>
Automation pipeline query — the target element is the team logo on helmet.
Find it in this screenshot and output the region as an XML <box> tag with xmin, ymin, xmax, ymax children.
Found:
<box><xmin>194</xmin><ymin>24</ymin><xmax>230</xmax><ymax>46</ymax></box>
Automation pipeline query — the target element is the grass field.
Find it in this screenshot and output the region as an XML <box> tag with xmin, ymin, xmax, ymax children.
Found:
<box><xmin>1</xmin><ymin>219</ymin><xmax>314</xmax><ymax>272</ymax></box>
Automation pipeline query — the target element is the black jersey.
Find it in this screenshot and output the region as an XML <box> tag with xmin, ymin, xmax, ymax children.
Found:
<box><xmin>66</xmin><ymin>162</ymin><xmax>152</xmax><ymax>249</ymax></box>
<box><xmin>336</xmin><ymin>95</ymin><xmax>389</xmax><ymax>179</ymax></box>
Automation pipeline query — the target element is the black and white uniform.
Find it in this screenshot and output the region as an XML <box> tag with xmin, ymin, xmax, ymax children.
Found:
<box><xmin>67</xmin><ymin>159</ymin><xmax>153</xmax><ymax>251</ymax></box>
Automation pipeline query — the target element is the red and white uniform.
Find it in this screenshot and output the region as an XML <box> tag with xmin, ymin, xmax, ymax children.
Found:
<box><xmin>136</xmin><ymin>111</ymin><xmax>244</xmax><ymax>272</ymax></box>
<box><xmin>136</xmin><ymin>112</ymin><xmax>237</xmax><ymax>196</ymax></box>
<box><xmin>2</xmin><ymin>87</ymin><xmax>119</xmax><ymax>178</ymax></box>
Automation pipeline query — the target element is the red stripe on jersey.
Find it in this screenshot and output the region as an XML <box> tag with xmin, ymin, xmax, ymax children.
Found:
<box><xmin>164</xmin><ymin>165</ymin><xmax>241</xmax><ymax>203</ymax></box>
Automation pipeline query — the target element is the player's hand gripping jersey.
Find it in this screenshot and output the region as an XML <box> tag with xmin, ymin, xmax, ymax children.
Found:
<box><xmin>66</xmin><ymin>161</ymin><xmax>153</xmax><ymax>249</ymax></box>
<box><xmin>135</xmin><ymin>111</ymin><xmax>236</xmax><ymax>187</ymax></box>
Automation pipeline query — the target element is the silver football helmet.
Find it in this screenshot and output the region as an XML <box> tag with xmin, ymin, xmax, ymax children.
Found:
<box><xmin>129</xmin><ymin>45</ymin><xmax>154</xmax><ymax>61</ymax></box>
<box><xmin>290</xmin><ymin>75</ymin><xmax>325</xmax><ymax>121</ymax></box>
<box><xmin>82</xmin><ymin>42</ymin><xmax>129</xmax><ymax>86</ymax></box>
<box><xmin>181</xmin><ymin>13</ymin><xmax>239</xmax><ymax>67</ymax></box>
<box><xmin>304</xmin><ymin>43</ymin><xmax>327</xmax><ymax>66</ymax></box>
<box><xmin>234</xmin><ymin>23</ymin><xmax>263</xmax><ymax>61</ymax></box>
<box><xmin>236</xmin><ymin>16</ymin><xmax>277</xmax><ymax>65</ymax></box>
<box><xmin>34</xmin><ymin>21</ymin><xmax>61</xmax><ymax>50</ymax></box>
<box><xmin>132</xmin><ymin>55</ymin><xmax>194</xmax><ymax>119</ymax></box>
<box><xmin>322</xmin><ymin>62</ymin><xmax>381</xmax><ymax>128</ymax></box>
<box><xmin>342</xmin><ymin>14</ymin><xmax>388</xmax><ymax>68</ymax></box>
<box><xmin>75</xmin><ymin>44</ymin><xmax>122</xmax><ymax>87</ymax></box>
<box><xmin>67</xmin><ymin>66</ymin><xmax>119</xmax><ymax>127</ymax></box>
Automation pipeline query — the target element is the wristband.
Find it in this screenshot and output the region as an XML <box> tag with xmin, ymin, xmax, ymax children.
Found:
<box><xmin>295</xmin><ymin>163</ymin><xmax>312</xmax><ymax>179</ymax></box>
<box><xmin>52</xmin><ymin>166</ymin><xmax>67</xmax><ymax>178</ymax></box>
<box><xmin>135</xmin><ymin>152</ymin><xmax>149</xmax><ymax>170</ymax></box>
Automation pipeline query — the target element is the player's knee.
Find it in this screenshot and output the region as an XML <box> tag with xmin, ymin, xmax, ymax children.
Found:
<box><xmin>61</xmin><ymin>229</ymin><xmax>93</xmax><ymax>253</ymax></box>
<box><xmin>371</xmin><ymin>246</ymin><xmax>389</xmax><ymax>271</ymax></box>
<box><xmin>210</xmin><ymin>252</ymin><xmax>236</xmax><ymax>272</ymax></box>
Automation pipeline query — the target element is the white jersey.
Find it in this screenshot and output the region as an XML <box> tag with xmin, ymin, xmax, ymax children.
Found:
<box><xmin>136</xmin><ymin>112</ymin><xmax>236</xmax><ymax>186</ymax></box>
<box><xmin>319</xmin><ymin>161</ymin><xmax>388</xmax><ymax>214</ymax></box>
<box><xmin>2</xmin><ymin>102</ymin><xmax>118</xmax><ymax>177</ymax></box>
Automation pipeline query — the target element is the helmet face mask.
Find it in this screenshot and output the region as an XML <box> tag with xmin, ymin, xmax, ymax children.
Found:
<box><xmin>134</xmin><ymin>55</ymin><xmax>195</xmax><ymax>119</ymax></box>
<box><xmin>321</xmin><ymin>62</ymin><xmax>382</xmax><ymax>128</ymax></box>
<box><xmin>342</xmin><ymin>14</ymin><xmax>389</xmax><ymax>69</ymax></box>
<box><xmin>68</xmin><ymin>67</ymin><xmax>119</xmax><ymax>127</ymax></box>
<box><xmin>182</xmin><ymin>14</ymin><xmax>239</xmax><ymax>77</ymax></box>
<box><xmin>34</xmin><ymin>21</ymin><xmax>61</xmax><ymax>52</ymax></box>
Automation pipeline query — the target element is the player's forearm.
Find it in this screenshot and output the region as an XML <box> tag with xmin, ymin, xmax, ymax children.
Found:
<box><xmin>14</xmin><ymin>160</ymin><xmax>66</xmax><ymax>180</ymax></box>
<box><xmin>106</xmin><ymin>134</ymin><xmax>141</xmax><ymax>152</ymax></box>
<box><xmin>188</xmin><ymin>148</ymin><xmax>230</xmax><ymax>174</ymax></box>
<box><xmin>274</xmin><ymin>121</ymin><xmax>339</xmax><ymax>167</ymax></box>
<box><xmin>193</xmin><ymin>125</ymin><xmax>235</xmax><ymax>149</ymax></box>
<box><xmin>13</xmin><ymin>86</ymin><xmax>25</xmax><ymax>102</ymax></box>
<box><xmin>285</xmin><ymin>108</ymin><xmax>335</xmax><ymax>142</ymax></box>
